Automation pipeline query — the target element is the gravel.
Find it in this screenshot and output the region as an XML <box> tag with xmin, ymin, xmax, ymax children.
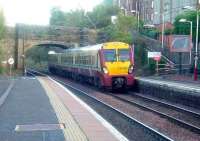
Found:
<box><xmin>118</xmin><ymin>94</ymin><xmax>200</xmax><ymax>129</ymax></box>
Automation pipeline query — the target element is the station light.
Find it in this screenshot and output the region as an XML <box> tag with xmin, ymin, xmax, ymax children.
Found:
<box><xmin>179</xmin><ymin>19</ymin><xmax>187</xmax><ymax>22</ymax></box>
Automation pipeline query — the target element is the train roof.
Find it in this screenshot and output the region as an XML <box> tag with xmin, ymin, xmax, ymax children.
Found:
<box><xmin>67</xmin><ymin>44</ymin><xmax>103</xmax><ymax>52</ymax></box>
<box><xmin>66</xmin><ymin>42</ymin><xmax>129</xmax><ymax>52</ymax></box>
<box><xmin>49</xmin><ymin>42</ymin><xmax>130</xmax><ymax>55</ymax></box>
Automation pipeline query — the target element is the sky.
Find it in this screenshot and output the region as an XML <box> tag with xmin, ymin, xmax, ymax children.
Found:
<box><xmin>0</xmin><ymin>0</ymin><xmax>102</xmax><ymax>26</ymax></box>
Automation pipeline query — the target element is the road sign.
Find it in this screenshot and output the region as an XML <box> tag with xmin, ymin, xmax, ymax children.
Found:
<box><xmin>148</xmin><ymin>52</ymin><xmax>161</xmax><ymax>58</ymax></box>
<box><xmin>8</xmin><ymin>57</ymin><xmax>14</xmax><ymax>65</ymax></box>
<box><xmin>153</xmin><ymin>56</ymin><xmax>161</xmax><ymax>61</ymax></box>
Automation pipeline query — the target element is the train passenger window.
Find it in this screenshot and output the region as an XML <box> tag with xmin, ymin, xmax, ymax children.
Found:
<box><xmin>103</xmin><ymin>49</ymin><xmax>116</xmax><ymax>62</ymax></box>
<box><xmin>118</xmin><ymin>49</ymin><xmax>130</xmax><ymax>61</ymax></box>
<box><xmin>91</xmin><ymin>56</ymin><xmax>95</xmax><ymax>66</ymax></box>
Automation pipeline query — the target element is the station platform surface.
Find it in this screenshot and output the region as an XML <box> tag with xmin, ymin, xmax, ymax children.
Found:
<box><xmin>0</xmin><ymin>76</ymin><xmax>11</xmax><ymax>97</ymax></box>
<box><xmin>0</xmin><ymin>76</ymin><xmax>127</xmax><ymax>141</ymax></box>
<box><xmin>136</xmin><ymin>76</ymin><xmax>200</xmax><ymax>93</ymax></box>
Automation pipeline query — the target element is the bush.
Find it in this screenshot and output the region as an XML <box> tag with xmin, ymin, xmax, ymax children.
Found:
<box><xmin>141</xmin><ymin>28</ymin><xmax>159</xmax><ymax>39</ymax></box>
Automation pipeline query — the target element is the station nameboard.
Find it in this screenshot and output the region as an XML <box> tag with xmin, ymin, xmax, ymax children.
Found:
<box><xmin>169</xmin><ymin>35</ymin><xmax>192</xmax><ymax>52</ymax></box>
<box><xmin>148</xmin><ymin>52</ymin><xmax>161</xmax><ymax>58</ymax></box>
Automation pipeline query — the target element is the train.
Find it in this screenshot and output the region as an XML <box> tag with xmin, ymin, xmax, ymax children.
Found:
<box><xmin>48</xmin><ymin>42</ymin><xmax>135</xmax><ymax>90</ymax></box>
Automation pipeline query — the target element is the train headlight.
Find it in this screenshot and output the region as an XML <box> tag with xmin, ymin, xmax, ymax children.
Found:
<box><xmin>128</xmin><ymin>65</ymin><xmax>134</xmax><ymax>74</ymax></box>
<box><xmin>103</xmin><ymin>67</ymin><xmax>108</xmax><ymax>74</ymax></box>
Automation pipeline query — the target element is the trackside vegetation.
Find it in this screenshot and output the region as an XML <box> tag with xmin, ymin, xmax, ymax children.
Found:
<box><xmin>0</xmin><ymin>9</ymin><xmax>5</xmax><ymax>73</ymax></box>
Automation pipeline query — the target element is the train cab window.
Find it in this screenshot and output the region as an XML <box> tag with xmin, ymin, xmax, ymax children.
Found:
<box><xmin>118</xmin><ymin>49</ymin><xmax>130</xmax><ymax>61</ymax></box>
<box><xmin>103</xmin><ymin>49</ymin><xmax>116</xmax><ymax>62</ymax></box>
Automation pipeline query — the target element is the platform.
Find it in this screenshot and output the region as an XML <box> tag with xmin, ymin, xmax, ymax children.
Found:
<box><xmin>135</xmin><ymin>76</ymin><xmax>200</xmax><ymax>108</ymax></box>
<box><xmin>38</xmin><ymin>76</ymin><xmax>127</xmax><ymax>141</ymax></box>
<box><xmin>0</xmin><ymin>76</ymin><xmax>127</xmax><ymax>141</ymax></box>
<box><xmin>136</xmin><ymin>76</ymin><xmax>200</xmax><ymax>94</ymax></box>
<box><xmin>0</xmin><ymin>77</ymin><xmax>65</xmax><ymax>141</ymax></box>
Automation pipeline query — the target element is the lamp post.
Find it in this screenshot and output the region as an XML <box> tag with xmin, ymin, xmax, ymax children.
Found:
<box><xmin>183</xmin><ymin>5</ymin><xmax>199</xmax><ymax>80</ymax></box>
<box><xmin>131</xmin><ymin>1</ymin><xmax>140</xmax><ymax>31</ymax></box>
<box><xmin>155</xmin><ymin>12</ymin><xmax>164</xmax><ymax>48</ymax></box>
<box><xmin>179</xmin><ymin>19</ymin><xmax>193</xmax><ymax>64</ymax></box>
<box><xmin>161</xmin><ymin>14</ymin><xmax>165</xmax><ymax>49</ymax></box>
<box><xmin>195</xmin><ymin>9</ymin><xmax>199</xmax><ymax>80</ymax></box>
<box><xmin>131</xmin><ymin>9</ymin><xmax>139</xmax><ymax>31</ymax></box>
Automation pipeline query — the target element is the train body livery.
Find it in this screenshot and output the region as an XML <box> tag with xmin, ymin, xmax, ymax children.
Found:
<box><xmin>48</xmin><ymin>42</ymin><xmax>135</xmax><ymax>89</ymax></box>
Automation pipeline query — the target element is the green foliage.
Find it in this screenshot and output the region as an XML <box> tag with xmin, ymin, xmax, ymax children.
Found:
<box><xmin>49</xmin><ymin>2</ymin><xmax>119</xmax><ymax>29</ymax></box>
<box><xmin>0</xmin><ymin>9</ymin><xmax>5</xmax><ymax>74</ymax></box>
<box><xmin>173</xmin><ymin>11</ymin><xmax>198</xmax><ymax>41</ymax></box>
<box><xmin>115</xmin><ymin>14</ymin><xmax>137</xmax><ymax>32</ymax></box>
<box><xmin>134</xmin><ymin>40</ymin><xmax>147</xmax><ymax>66</ymax></box>
<box><xmin>50</xmin><ymin>7</ymin><xmax>66</xmax><ymax>26</ymax></box>
<box><xmin>65</xmin><ymin>10</ymin><xmax>89</xmax><ymax>27</ymax></box>
<box><xmin>148</xmin><ymin>59</ymin><xmax>156</xmax><ymax>74</ymax></box>
<box><xmin>87</xmin><ymin>4</ymin><xmax>119</xmax><ymax>28</ymax></box>
<box><xmin>0</xmin><ymin>46</ymin><xmax>3</xmax><ymax>73</ymax></box>
<box><xmin>26</xmin><ymin>46</ymin><xmax>48</xmax><ymax>64</ymax></box>
<box><xmin>49</xmin><ymin>1</ymin><xmax>137</xmax><ymax>44</ymax></box>
<box><xmin>102</xmin><ymin>0</ymin><xmax>114</xmax><ymax>6</ymax></box>
<box><xmin>25</xmin><ymin>46</ymin><xmax>49</xmax><ymax>70</ymax></box>
<box><xmin>25</xmin><ymin>46</ymin><xmax>63</xmax><ymax>70</ymax></box>
<box><xmin>99</xmin><ymin>14</ymin><xmax>138</xmax><ymax>44</ymax></box>
<box><xmin>0</xmin><ymin>10</ymin><xmax>5</xmax><ymax>39</ymax></box>
<box><xmin>164</xmin><ymin>28</ymin><xmax>174</xmax><ymax>35</ymax></box>
<box><xmin>142</xmin><ymin>28</ymin><xmax>159</xmax><ymax>39</ymax></box>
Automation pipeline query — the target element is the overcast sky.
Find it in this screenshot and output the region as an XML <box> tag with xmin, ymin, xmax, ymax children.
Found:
<box><xmin>0</xmin><ymin>0</ymin><xmax>102</xmax><ymax>26</ymax></box>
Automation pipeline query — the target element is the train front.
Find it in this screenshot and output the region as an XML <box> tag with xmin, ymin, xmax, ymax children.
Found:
<box><xmin>100</xmin><ymin>42</ymin><xmax>135</xmax><ymax>89</ymax></box>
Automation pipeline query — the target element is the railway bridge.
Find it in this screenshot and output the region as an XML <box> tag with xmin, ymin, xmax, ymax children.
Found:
<box><xmin>1</xmin><ymin>24</ymin><xmax>97</xmax><ymax>69</ymax></box>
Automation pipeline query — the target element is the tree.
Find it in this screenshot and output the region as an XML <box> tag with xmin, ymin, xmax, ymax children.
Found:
<box><xmin>102</xmin><ymin>0</ymin><xmax>114</xmax><ymax>6</ymax></box>
<box><xmin>99</xmin><ymin>13</ymin><xmax>138</xmax><ymax>44</ymax></box>
<box><xmin>65</xmin><ymin>9</ymin><xmax>89</xmax><ymax>27</ymax></box>
<box><xmin>0</xmin><ymin>9</ymin><xmax>5</xmax><ymax>39</ymax></box>
<box><xmin>49</xmin><ymin>7</ymin><xmax>66</xmax><ymax>26</ymax></box>
<box><xmin>0</xmin><ymin>9</ymin><xmax>5</xmax><ymax>73</ymax></box>
<box><xmin>49</xmin><ymin>7</ymin><xmax>90</xmax><ymax>28</ymax></box>
<box><xmin>49</xmin><ymin>1</ymin><xmax>119</xmax><ymax>29</ymax></box>
<box><xmin>87</xmin><ymin>4</ymin><xmax>119</xmax><ymax>28</ymax></box>
<box><xmin>173</xmin><ymin>11</ymin><xmax>198</xmax><ymax>41</ymax></box>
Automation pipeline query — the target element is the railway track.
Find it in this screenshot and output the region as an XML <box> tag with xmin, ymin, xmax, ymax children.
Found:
<box><xmin>110</xmin><ymin>93</ymin><xmax>200</xmax><ymax>134</ymax></box>
<box><xmin>27</xmin><ymin>69</ymin><xmax>173</xmax><ymax>141</ymax></box>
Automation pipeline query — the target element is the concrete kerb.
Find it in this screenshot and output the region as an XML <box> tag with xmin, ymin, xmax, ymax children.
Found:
<box><xmin>0</xmin><ymin>80</ymin><xmax>15</xmax><ymax>107</ymax></box>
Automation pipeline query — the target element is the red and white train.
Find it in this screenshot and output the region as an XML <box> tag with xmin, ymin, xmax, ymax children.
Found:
<box><xmin>48</xmin><ymin>42</ymin><xmax>135</xmax><ymax>90</ymax></box>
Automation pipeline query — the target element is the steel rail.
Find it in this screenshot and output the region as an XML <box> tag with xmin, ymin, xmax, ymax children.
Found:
<box><xmin>131</xmin><ymin>92</ymin><xmax>200</xmax><ymax>117</ymax></box>
<box><xmin>110</xmin><ymin>94</ymin><xmax>200</xmax><ymax>134</ymax></box>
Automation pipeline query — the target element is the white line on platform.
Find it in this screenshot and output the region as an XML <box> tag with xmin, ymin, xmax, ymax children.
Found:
<box><xmin>0</xmin><ymin>80</ymin><xmax>14</xmax><ymax>107</ymax></box>
<box><xmin>49</xmin><ymin>77</ymin><xmax>129</xmax><ymax>141</ymax></box>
